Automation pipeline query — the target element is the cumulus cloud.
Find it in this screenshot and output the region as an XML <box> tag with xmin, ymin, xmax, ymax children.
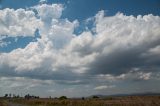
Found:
<box><xmin>33</xmin><ymin>4</ymin><xmax>63</xmax><ymax>21</ymax></box>
<box><xmin>0</xmin><ymin>4</ymin><xmax>160</xmax><ymax>93</ymax></box>
<box><xmin>86</xmin><ymin>11</ymin><xmax>160</xmax><ymax>75</ymax></box>
<box><xmin>0</xmin><ymin>8</ymin><xmax>42</xmax><ymax>37</ymax></box>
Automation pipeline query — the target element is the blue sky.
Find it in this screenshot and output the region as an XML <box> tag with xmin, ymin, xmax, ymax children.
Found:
<box><xmin>0</xmin><ymin>0</ymin><xmax>160</xmax><ymax>97</ymax></box>
<box><xmin>1</xmin><ymin>0</ymin><xmax>160</xmax><ymax>17</ymax></box>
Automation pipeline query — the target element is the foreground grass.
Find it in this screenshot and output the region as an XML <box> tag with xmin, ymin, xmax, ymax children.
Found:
<box><xmin>8</xmin><ymin>96</ymin><xmax>160</xmax><ymax>106</ymax></box>
<box><xmin>0</xmin><ymin>99</ymin><xmax>8</xmax><ymax>106</ymax></box>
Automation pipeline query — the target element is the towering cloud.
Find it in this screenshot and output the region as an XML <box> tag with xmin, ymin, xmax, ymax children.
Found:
<box><xmin>0</xmin><ymin>8</ymin><xmax>42</xmax><ymax>37</ymax></box>
<box><xmin>0</xmin><ymin>3</ymin><xmax>160</xmax><ymax>97</ymax></box>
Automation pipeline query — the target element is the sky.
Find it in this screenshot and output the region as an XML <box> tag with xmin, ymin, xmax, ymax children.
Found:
<box><xmin>0</xmin><ymin>0</ymin><xmax>160</xmax><ymax>98</ymax></box>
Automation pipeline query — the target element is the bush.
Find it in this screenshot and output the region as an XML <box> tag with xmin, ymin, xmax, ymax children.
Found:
<box><xmin>59</xmin><ymin>96</ymin><xmax>67</xmax><ymax>100</ymax></box>
<box><xmin>92</xmin><ymin>96</ymin><xmax>99</xmax><ymax>99</ymax></box>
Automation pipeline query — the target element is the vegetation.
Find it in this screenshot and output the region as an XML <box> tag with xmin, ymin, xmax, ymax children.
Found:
<box><xmin>59</xmin><ymin>96</ymin><xmax>68</xmax><ymax>100</ymax></box>
<box><xmin>92</xmin><ymin>95</ymin><xmax>99</xmax><ymax>99</ymax></box>
<box><xmin>3</xmin><ymin>95</ymin><xmax>160</xmax><ymax>106</ymax></box>
<box><xmin>0</xmin><ymin>99</ymin><xmax>7</xmax><ymax>106</ymax></box>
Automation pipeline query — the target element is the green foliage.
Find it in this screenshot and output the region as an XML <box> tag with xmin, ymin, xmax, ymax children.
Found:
<box><xmin>59</xmin><ymin>96</ymin><xmax>67</xmax><ymax>100</ymax></box>
<box><xmin>92</xmin><ymin>95</ymin><xmax>99</xmax><ymax>99</ymax></box>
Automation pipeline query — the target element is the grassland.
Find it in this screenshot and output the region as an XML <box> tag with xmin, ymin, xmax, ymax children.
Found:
<box><xmin>1</xmin><ymin>95</ymin><xmax>159</xmax><ymax>106</ymax></box>
<box><xmin>0</xmin><ymin>99</ymin><xmax>7</xmax><ymax>106</ymax></box>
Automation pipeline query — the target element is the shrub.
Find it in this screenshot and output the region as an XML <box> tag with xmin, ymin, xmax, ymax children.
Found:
<box><xmin>92</xmin><ymin>96</ymin><xmax>99</xmax><ymax>99</ymax></box>
<box><xmin>59</xmin><ymin>96</ymin><xmax>67</xmax><ymax>100</ymax></box>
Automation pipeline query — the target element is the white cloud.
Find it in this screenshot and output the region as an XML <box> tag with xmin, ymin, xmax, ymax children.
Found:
<box><xmin>97</xmin><ymin>71</ymin><xmax>152</xmax><ymax>82</ymax></box>
<box><xmin>0</xmin><ymin>7</ymin><xmax>160</xmax><ymax>85</ymax></box>
<box><xmin>34</xmin><ymin>4</ymin><xmax>63</xmax><ymax>21</ymax></box>
<box><xmin>39</xmin><ymin>0</ymin><xmax>47</xmax><ymax>4</ymax></box>
<box><xmin>94</xmin><ymin>85</ymin><xmax>115</xmax><ymax>90</ymax></box>
<box><xmin>139</xmin><ymin>72</ymin><xmax>152</xmax><ymax>80</ymax></box>
<box><xmin>0</xmin><ymin>77</ymin><xmax>54</xmax><ymax>89</ymax></box>
<box><xmin>0</xmin><ymin>36</ymin><xmax>11</xmax><ymax>47</ymax></box>
<box><xmin>48</xmin><ymin>19</ymin><xmax>78</xmax><ymax>49</ymax></box>
<box><xmin>94</xmin><ymin>12</ymin><xmax>160</xmax><ymax>51</ymax></box>
<box><xmin>0</xmin><ymin>2</ymin><xmax>160</xmax><ymax>97</ymax></box>
<box><xmin>0</xmin><ymin>8</ymin><xmax>42</xmax><ymax>37</ymax></box>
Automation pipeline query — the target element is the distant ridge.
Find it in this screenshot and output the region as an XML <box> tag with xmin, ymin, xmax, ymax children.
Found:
<box><xmin>88</xmin><ymin>92</ymin><xmax>160</xmax><ymax>98</ymax></box>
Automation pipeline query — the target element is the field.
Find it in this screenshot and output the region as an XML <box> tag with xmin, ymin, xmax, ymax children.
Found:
<box><xmin>0</xmin><ymin>96</ymin><xmax>160</xmax><ymax>106</ymax></box>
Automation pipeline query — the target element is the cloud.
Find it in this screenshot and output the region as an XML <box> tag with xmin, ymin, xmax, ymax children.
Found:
<box><xmin>141</xmin><ymin>45</ymin><xmax>160</xmax><ymax>65</ymax></box>
<box><xmin>84</xmin><ymin>11</ymin><xmax>160</xmax><ymax>75</ymax></box>
<box><xmin>96</xmin><ymin>70</ymin><xmax>153</xmax><ymax>82</ymax></box>
<box><xmin>94</xmin><ymin>85</ymin><xmax>115</xmax><ymax>90</ymax></box>
<box><xmin>0</xmin><ymin>5</ymin><xmax>160</xmax><ymax>91</ymax></box>
<box><xmin>139</xmin><ymin>72</ymin><xmax>152</xmax><ymax>80</ymax></box>
<box><xmin>0</xmin><ymin>36</ymin><xmax>11</xmax><ymax>47</ymax></box>
<box><xmin>0</xmin><ymin>8</ymin><xmax>42</xmax><ymax>37</ymax></box>
<box><xmin>33</xmin><ymin>4</ymin><xmax>63</xmax><ymax>21</ymax></box>
<box><xmin>39</xmin><ymin>0</ymin><xmax>47</xmax><ymax>4</ymax></box>
<box><xmin>47</xmin><ymin>89</ymin><xmax>55</xmax><ymax>93</ymax></box>
<box><xmin>0</xmin><ymin>77</ymin><xmax>54</xmax><ymax>90</ymax></box>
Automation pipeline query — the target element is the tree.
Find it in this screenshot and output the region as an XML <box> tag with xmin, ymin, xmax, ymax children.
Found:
<box><xmin>25</xmin><ymin>94</ymin><xmax>30</xmax><ymax>100</ymax></box>
<box><xmin>82</xmin><ymin>97</ymin><xmax>85</xmax><ymax>100</ymax></box>
<box><xmin>59</xmin><ymin>96</ymin><xmax>67</xmax><ymax>100</ymax></box>
<box><xmin>9</xmin><ymin>93</ymin><xmax>12</xmax><ymax>98</ymax></box>
<box><xmin>92</xmin><ymin>95</ymin><xmax>99</xmax><ymax>99</ymax></box>
<box><xmin>4</xmin><ymin>94</ymin><xmax>8</xmax><ymax>98</ymax></box>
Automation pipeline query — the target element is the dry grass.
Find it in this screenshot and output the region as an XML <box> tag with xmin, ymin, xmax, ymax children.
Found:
<box><xmin>8</xmin><ymin>96</ymin><xmax>160</xmax><ymax>106</ymax></box>
<box><xmin>0</xmin><ymin>99</ymin><xmax>7</xmax><ymax>106</ymax></box>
